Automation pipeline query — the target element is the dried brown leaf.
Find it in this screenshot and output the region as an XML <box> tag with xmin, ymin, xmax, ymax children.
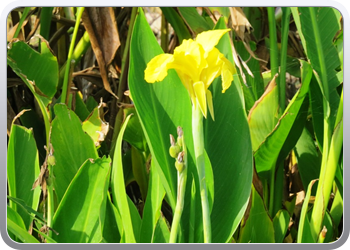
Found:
<box><xmin>229</xmin><ymin>7</ymin><xmax>252</xmax><ymax>41</ymax></box>
<box><xmin>82</xmin><ymin>8</ymin><xmax>119</xmax><ymax>99</ymax></box>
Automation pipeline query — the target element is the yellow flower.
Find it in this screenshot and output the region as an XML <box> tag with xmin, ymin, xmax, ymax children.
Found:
<box><xmin>144</xmin><ymin>29</ymin><xmax>236</xmax><ymax>120</ymax></box>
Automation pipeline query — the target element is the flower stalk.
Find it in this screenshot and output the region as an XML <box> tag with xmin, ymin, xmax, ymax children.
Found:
<box><xmin>169</xmin><ymin>127</ymin><xmax>188</xmax><ymax>243</ymax></box>
<box><xmin>192</xmin><ymin>104</ymin><xmax>211</xmax><ymax>243</ymax></box>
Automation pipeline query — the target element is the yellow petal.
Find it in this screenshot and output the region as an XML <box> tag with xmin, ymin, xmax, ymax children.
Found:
<box><xmin>193</xmin><ymin>81</ymin><xmax>207</xmax><ymax>118</ymax></box>
<box><xmin>144</xmin><ymin>54</ymin><xmax>173</xmax><ymax>83</ymax></box>
<box><xmin>200</xmin><ymin>47</ymin><xmax>223</xmax><ymax>87</ymax></box>
<box><xmin>172</xmin><ymin>39</ymin><xmax>206</xmax><ymax>82</ymax></box>
<box><xmin>195</xmin><ymin>29</ymin><xmax>231</xmax><ymax>55</ymax></box>
<box><xmin>221</xmin><ymin>57</ymin><xmax>236</xmax><ymax>93</ymax></box>
<box><xmin>206</xmin><ymin>89</ymin><xmax>215</xmax><ymax>121</ymax></box>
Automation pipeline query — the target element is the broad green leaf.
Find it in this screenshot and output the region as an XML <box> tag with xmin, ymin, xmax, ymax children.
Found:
<box><xmin>51</xmin><ymin>156</ymin><xmax>111</xmax><ymax>243</ymax></box>
<box><xmin>254</xmin><ymin>60</ymin><xmax>313</xmax><ymax>174</ymax></box>
<box><xmin>273</xmin><ymin>209</ymin><xmax>290</xmax><ymax>243</ymax></box>
<box><xmin>294</xmin><ymin>128</ymin><xmax>321</xmax><ymax>195</ymax></box>
<box><xmin>129</xmin><ymin>8</ymin><xmax>194</xmax><ymax>210</ymax></box>
<box><xmin>309</xmin><ymin>76</ymin><xmax>324</xmax><ymax>149</ymax></box>
<box><xmin>178</xmin><ymin>7</ymin><xmax>213</xmax><ymax>33</ymax></box>
<box><xmin>243</xmin><ymin>7</ymin><xmax>264</xmax><ymax>40</ymax></box>
<box><xmin>248</xmin><ymin>77</ymin><xmax>279</xmax><ymax>151</ymax></box>
<box><xmin>298</xmin><ymin>7</ymin><xmax>341</xmax><ymax>131</ymax></box>
<box><xmin>51</xmin><ymin>104</ymin><xmax>98</xmax><ymax>202</ymax></box>
<box><xmin>238</xmin><ymin>185</ymin><xmax>275</xmax><ymax>243</ymax></box>
<box><xmin>7</xmin><ymin>217</ymin><xmax>40</xmax><ymax>243</ymax></box>
<box><xmin>139</xmin><ymin>161</ymin><xmax>165</xmax><ymax>243</ymax></box>
<box><xmin>7</xmin><ymin>124</ymin><xmax>41</xmax><ymax>230</ymax></box>
<box><xmin>160</xmin><ymin>7</ymin><xmax>192</xmax><ymax>43</ymax></box>
<box><xmin>203</xmin><ymin>17</ymin><xmax>253</xmax><ymax>243</ymax></box>
<box><xmin>7</xmin><ymin>40</ymin><xmax>58</xmax><ymax>100</ymax></box>
<box><xmin>111</xmin><ymin>114</ymin><xmax>136</xmax><ymax>243</ymax></box>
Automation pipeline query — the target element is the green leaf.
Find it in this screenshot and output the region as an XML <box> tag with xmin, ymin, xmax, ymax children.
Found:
<box><xmin>7</xmin><ymin>217</ymin><xmax>40</xmax><ymax>243</ymax></box>
<box><xmin>101</xmin><ymin>194</ymin><xmax>122</xmax><ymax>243</ymax></box>
<box><xmin>111</xmin><ymin>114</ymin><xmax>136</xmax><ymax>243</ymax></box>
<box><xmin>127</xmin><ymin>196</ymin><xmax>142</xmax><ymax>242</ymax></box>
<box><xmin>152</xmin><ymin>214</ymin><xmax>170</xmax><ymax>243</ymax></box>
<box><xmin>294</xmin><ymin>128</ymin><xmax>321</xmax><ymax>195</ymax></box>
<box><xmin>7</xmin><ymin>40</ymin><xmax>58</xmax><ymax>100</ymax></box>
<box><xmin>273</xmin><ymin>209</ymin><xmax>290</xmax><ymax>243</ymax></box>
<box><xmin>124</xmin><ymin>107</ymin><xmax>148</xmax><ymax>152</ymax></box>
<box><xmin>203</xmin><ymin>17</ymin><xmax>253</xmax><ymax>243</ymax></box>
<box><xmin>7</xmin><ymin>206</ymin><xmax>26</xmax><ymax>242</ymax></box>
<box><xmin>298</xmin><ymin>7</ymin><xmax>341</xmax><ymax>130</ymax></box>
<box><xmin>178</xmin><ymin>7</ymin><xmax>213</xmax><ymax>33</ymax></box>
<box><xmin>51</xmin><ymin>156</ymin><xmax>111</xmax><ymax>243</ymax></box>
<box><xmin>139</xmin><ymin>161</ymin><xmax>166</xmax><ymax>243</ymax></box>
<box><xmin>7</xmin><ymin>123</ymin><xmax>41</xmax><ymax>230</ymax></box>
<box><xmin>254</xmin><ymin>60</ymin><xmax>313</xmax><ymax>175</ymax></box>
<box><xmin>297</xmin><ymin>179</ymin><xmax>317</xmax><ymax>243</ymax></box>
<box><xmin>160</xmin><ymin>7</ymin><xmax>192</xmax><ymax>43</ymax></box>
<box><xmin>248</xmin><ymin>77</ymin><xmax>279</xmax><ymax>151</ymax></box>
<box><xmin>51</xmin><ymin>104</ymin><xmax>98</xmax><ymax>202</ymax></box>
<box><xmin>238</xmin><ymin>185</ymin><xmax>275</xmax><ymax>243</ymax></box>
<box><xmin>74</xmin><ymin>92</ymin><xmax>91</xmax><ymax>122</ymax></box>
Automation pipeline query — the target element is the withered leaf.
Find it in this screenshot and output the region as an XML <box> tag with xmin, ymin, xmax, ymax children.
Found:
<box><xmin>81</xmin><ymin>8</ymin><xmax>120</xmax><ymax>99</ymax></box>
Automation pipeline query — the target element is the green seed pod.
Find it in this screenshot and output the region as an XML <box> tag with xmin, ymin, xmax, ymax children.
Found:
<box><xmin>175</xmin><ymin>151</ymin><xmax>185</xmax><ymax>172</ymax></box>
<box><xmin>175</xmin><ymin>160</ymin><xmax>184</xmax><ymax>172</ymax></box>
<box><xmin>47</xmin><ymin>154</ymin><xmax>56</xmax><ymax>166</ymax></box>
<box><xmin>169</xmin><ymin>145</ymin><xmax>181</xmax><ymax>158</ymax></box>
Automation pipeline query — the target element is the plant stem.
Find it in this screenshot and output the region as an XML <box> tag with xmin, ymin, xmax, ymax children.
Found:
<box><xmin>169</xmin><ymin>134</ymin><xmax>188</xmax><ymax>243</ymax></box>
<box><xmin>278</xmin><ymin>7</ymin><xmax>291</xmax><ymax>114</ymax></box>
<box><xmin>61</xmin><ymin>7</ymin><xmax>85</xmax><ymax>104</ymax></box>
<box><xmin>267</xmin><ymin>7</ymin><xmax>279</xmax><ymax>78</ymax></box>
<box><xmin>192</xmin><ymin>105</ymin><xmax>211</xmax><ymax>243</ymax></box>
<box><xmin>169</xmin><ymin>165</ymin><xmax>187</xmax><ymax>243</ymax></box>
<box><xmin>310</xmin><ymin>89</ymin><xmax>343</xmax><ymax>240</ymax></box>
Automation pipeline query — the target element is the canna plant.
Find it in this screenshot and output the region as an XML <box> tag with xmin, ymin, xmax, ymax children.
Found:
<box><xmin>6</xmin><ymin>6</ymin><xmax>342</xmax><ymax>245</ymax></box>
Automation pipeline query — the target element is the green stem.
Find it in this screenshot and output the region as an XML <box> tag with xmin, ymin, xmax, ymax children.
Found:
<box><xmin>192</xmin><ymin>105</ymin><xmax>211</xmax><ymax>243</ymax></box>
<box><xmin>188</xmin><ymin>176</ymin><xmax>196</xmax><ymax>243</ymax></box>
<box><xmin>267</xmin><ymin>7</ymin><xmax>279</xmax><ymax>78</ymax></box>
<box><xmin>169</xmin><ymin>136</ymin><xmax>188</xmax><ymax>243</ymax></box>
<box><xmin>310</xmin><ymin>89</ymin><xmax>343</xmax><ymax>239</ymax></box>
<box><xmin>61</xmin><ymin>7</ymin><xmax>85</xmax><ymax>103</ymax></box>
<box><xmin>40</xmin><ymin>7</ymin><xmax>54</xmax><ymax>40</ymax></box>
<box><xmin>169</xmin><ymin>168</ymin><xmax>187</xmax><ymax>243</ymax></box>
<box><xmin>278</xmin><ymin>7</ymin><xmax>291</xmax><ymax>114</ymax></box>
